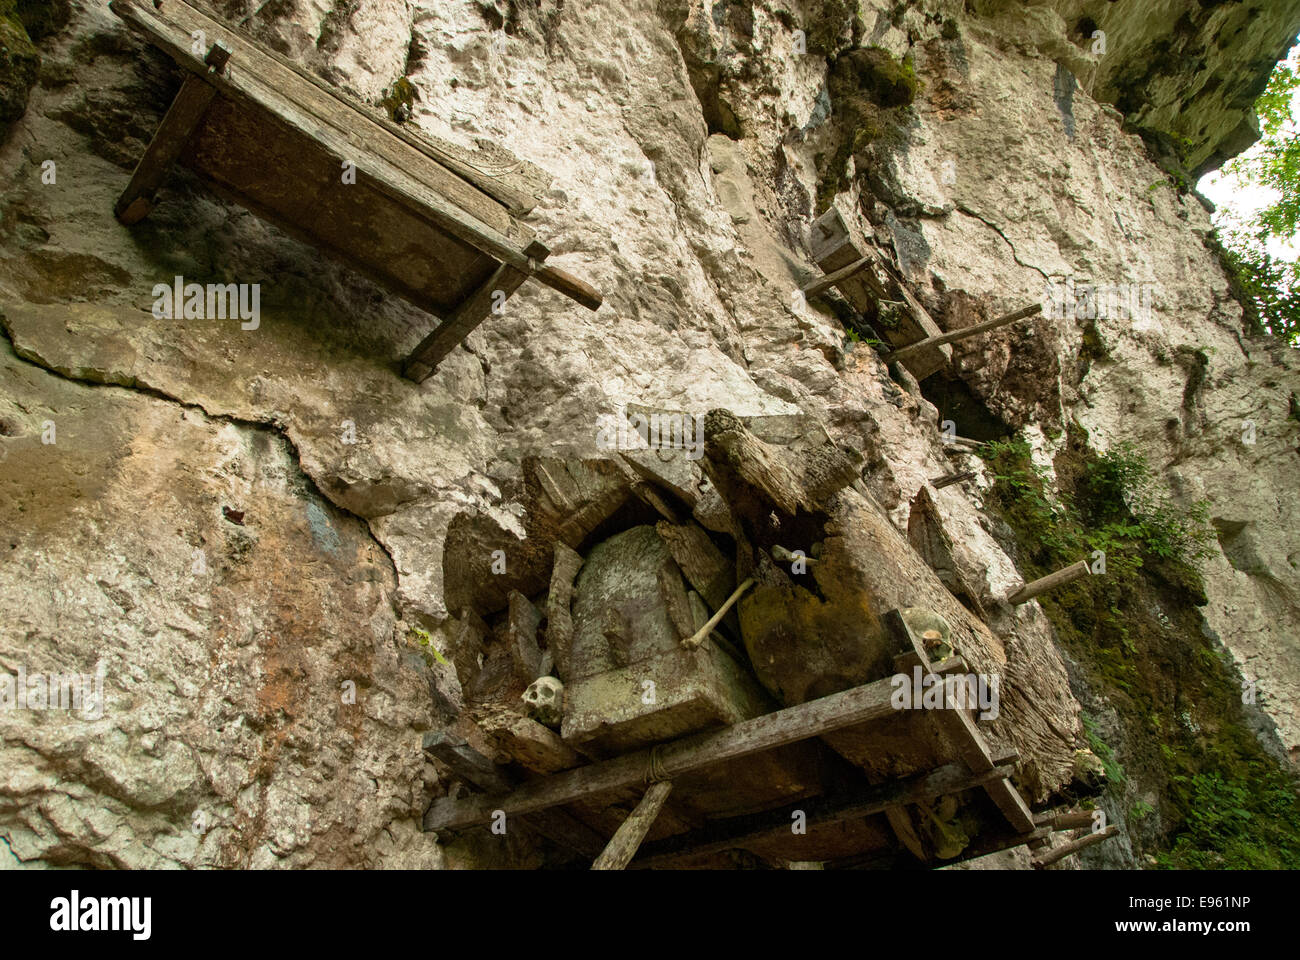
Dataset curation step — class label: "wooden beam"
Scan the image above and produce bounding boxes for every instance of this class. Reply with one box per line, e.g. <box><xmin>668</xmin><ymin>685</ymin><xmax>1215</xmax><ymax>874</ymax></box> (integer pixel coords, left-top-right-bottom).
<box><xmin>421</xmin><ymin>730</ymin><xmax>606</xmax><ymax>857</ymax></box>
<box><xmin>423</xmin><ymin>672</ymin><xmax>902</xmax><ymax>832</ymax></box>
<box><xmin>800</xmin><ymin>256</ymin><xmax>872</xmax><ymax>299</ymax></box>
<box><xmin>883</xmin><ymin>303</ymin><xmax>1042</xmax><ymax>364</ymax></box>
<box><xmin>591</xmin><ymin>781</ymin><xmax>673</xmax><ymax>870</ymax></box>
<box><xmin>1007</xmin><ymin>559</ymin><xmax>1091</xmax><ymax>605</ymax></box>
<box><xmin>1032</xmin><ymin>824</ymin><xmax>1119</xmax><ymax>868</ymax></box>
<box><xmin>630</xmin><ymin>762</ymin><xmax>1011</xmax><ymax>868</ymax></box>
<box><xmin>114</xmin><ymin>69</ymin><xmax>221</xmax><ymax>224</ymax></box>
<box><xmin>884</xmin><ymin>610</ymin><xmax>1037</xmax><ymax>835</ymax></box>
<box><xmin>930</xmin><ymin>471</ymin><xmax>976</xmax><ymax>489</ymax></box>
<box><xmin>403</xmin><ymin>240</ymin><xmax>548</xmax><ymax>381</ymax></box>
<box><xmin>1034</xmin><ymin>809</ymin><xmax>1096</xmax><ymax>831</ymax></box>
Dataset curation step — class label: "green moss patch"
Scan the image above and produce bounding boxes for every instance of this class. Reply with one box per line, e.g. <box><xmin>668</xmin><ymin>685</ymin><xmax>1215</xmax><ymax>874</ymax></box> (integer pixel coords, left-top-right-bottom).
<box><xmin>980</xmin><ymin>429</ymin><xmax>1300</xmax><ymax>868</ymax></box>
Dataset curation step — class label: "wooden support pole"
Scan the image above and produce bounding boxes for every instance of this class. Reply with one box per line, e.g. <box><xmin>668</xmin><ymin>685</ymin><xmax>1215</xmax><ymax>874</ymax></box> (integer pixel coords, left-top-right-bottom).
<box><xmin>884</xmin><ymin>303</ymin><xmax>1042</xmax><ymax>364</ymax></box>
<box><xmin>423</xmin><ymin>671</ymin><xmax>901</xmax><ymax>832</ymax></box>
<box><xmin>800</xmin><ymin>256</ymin><xmax>872</xmax><ymax>299</ymax></box>
<box><xmin>591</xmin><ymin>780</ymin><xmax>673</xmax><ymax>870</ymax></box>
<box><xmin>114</xmin><ymin>51</ymin><xmax>226</xmax><ymax>224</ymax></box>
<box><xmin>1007</xmin><ymin>559</ymin><xmax>1091</xmax><ymax>605</ymax></box>
<box><xmin>404</xmin><ymin>239</ymin><xmax>548</xmax><ymax>381</ymax></box>
<box><xmin>631</xmin><ymin>761</ymin><xmax>1012</xmax><ymax>869</ymax></box>
<box><xmin>537</xmin><ymin>265</ymin><xmax>602</xmax><ymax>311</ymax></box>
<box><xmin>930</xmin><ymin>471</ymin><xmax>976</xmax><ymax>489</ymax></box>
<box><xmin>1032</xmin><ymin>824</ymin><xmax>1119</xmax><ymax>868</ymax></box>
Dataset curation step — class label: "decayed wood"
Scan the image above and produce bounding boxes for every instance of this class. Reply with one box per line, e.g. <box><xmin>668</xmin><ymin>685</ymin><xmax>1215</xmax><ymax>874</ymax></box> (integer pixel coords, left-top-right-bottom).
<box><xmin>1007</xmin><ymin>560</ymin><xmax>1091</xmax><ymax>605</ymax></box>
<box><xmin>1034</xmin><ymin>809</ymin><xmax>1096</xmax><ymax>831</ymax></box>
<box><xmin>591</xmin><ymin>781</ymin><xmax>674</xmax><ymax>870</ymax></box>
<box><xmin>115</xmin><ymin>71</ymin><xmax>219</xmax><ymax>224</ymax></box>
<box><xmin>884</xmin><ymin>610</ymin><xmax>1036</xmax><ymax>835</ymax></box>
<box><xmin>404</xmin><ymin>244</ymin><xmax>545</xmax><ymax>380</ymax></box>
<box><xmin>421</xmin><ymin>730</ymin><xmax>606</xmax><ymax>857</ymax></box>
<box><xmin>423</xmin><ymin>672</ymin><xmax>901</xmax><ymax>832</ymax></box>
<box><xmin>656</xmin><ymin>521</ymin><xmax>734</xmax><ymax>611</ymax></box>
<box><xmin>681</xmin><ymin>577</ymin><xmax>754</xmax><ymax>649</ymax></box>
<box><xmin>544</xmin><ymin>542</ymin><xmax>584</xmax><ymax>680</ymax></box>
<box><xmin>630</xmin><ymin>762</ymin><xmax>1011</xmax><ymax>869</ymax></box>
<box><xmin>885</xmin><ymin>806</ymin><xmax>928</xmax><ymax>861</ymax></box>
<box><xmin>1032</xmin><ymin>824</ymin><xmax>1118</xmax><ymax>868</ymax></box>
<box><xmin>112</xmin><ymin>0</ymin><xmax>544</xmax><ymax>221</ymax></box>
<box><xmin>507</xmin><ymin>590</ymin><xmax>545</xmax><ymax>683</ymax></box>
<box><xmin>884</xmin><ymin>303</ymin><xmax>1042</xmax><ymax>363</ymax></box>
<box><xmin>475</xmin><ymin>706</ymin><xmax>584</xmax><ymax>775</ymax></box>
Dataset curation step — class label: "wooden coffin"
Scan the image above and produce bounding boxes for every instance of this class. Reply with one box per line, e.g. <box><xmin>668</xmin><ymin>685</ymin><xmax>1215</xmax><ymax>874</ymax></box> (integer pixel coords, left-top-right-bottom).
<box><xmin>109</xmin><ymin>0</ymin><xmax>601</xmax><ymax>381</ymax></box>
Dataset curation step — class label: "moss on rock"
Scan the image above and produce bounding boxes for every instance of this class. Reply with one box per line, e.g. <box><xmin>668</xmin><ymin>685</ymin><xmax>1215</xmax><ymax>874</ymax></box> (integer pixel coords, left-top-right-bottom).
<box><xmin>0</xmin><ymin>0</ymin><xmax>40</xmax><ymax>139</ymax></box>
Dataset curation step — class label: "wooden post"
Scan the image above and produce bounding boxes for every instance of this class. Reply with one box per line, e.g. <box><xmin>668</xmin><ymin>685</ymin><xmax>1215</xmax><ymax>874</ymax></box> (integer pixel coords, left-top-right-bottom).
<box><xmin>114</xmin><ymin>45</ymin><xmax>230</xmax><ymax>224</ymax></box>
<box><xmin>1007</xmin><ymin>560</ymin><xmax>1091</xmax><ymax>605</ymax></box>
<box><xmin>1032</xmin><ymin>824</ymin><xmax>1118</xmax><ymax>868</ymax></box>
<box><xmin>403</xmin><ymin>240</ymin><xmax>548</xmax><ymax>381</ymax></box>
<box><xmin>591</xmin><ymin>781</ymin><xmax>673</xmax><ymax>870</ymax></box>
<box><xmin>883</xmin><ymin>303</ymin><xmax>1042</xmax><ymax>364</ymax></box>
<box><xmin>1034</xmin><ymin>809</ymin><xmax>1096</xmax><ymax>831</ymax></box>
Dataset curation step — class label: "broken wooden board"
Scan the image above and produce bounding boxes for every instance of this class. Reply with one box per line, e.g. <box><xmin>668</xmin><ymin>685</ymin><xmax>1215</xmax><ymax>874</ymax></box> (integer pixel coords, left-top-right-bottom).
<box><xmin>109</xmin><ymin>0</ymin><xmax>600</xmax><ymax>382</ymax></box>
<box><xmin>809</xmin><ymin>208</ymin><xmax>950</xmax><ymax>380</ymax></box>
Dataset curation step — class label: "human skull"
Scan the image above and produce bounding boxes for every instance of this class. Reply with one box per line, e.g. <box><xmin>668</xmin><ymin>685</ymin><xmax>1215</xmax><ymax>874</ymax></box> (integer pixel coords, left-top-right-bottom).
<box><xmin>522</xmin><ymin>676</ymin><xmax>564</xmax><ymax>728</ymax></box>
<box><xmin>901</xmin><ymin>607</ymin><xmax>954</xmax><ymax>662</ymax></box>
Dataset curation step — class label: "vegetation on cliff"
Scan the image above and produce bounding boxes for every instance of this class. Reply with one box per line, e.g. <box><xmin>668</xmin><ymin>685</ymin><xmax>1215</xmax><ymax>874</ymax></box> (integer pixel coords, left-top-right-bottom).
<box><xmin>980</xmin><ymin>433</ymin><xmax>1300</xmax><ymax>868</ymax></box>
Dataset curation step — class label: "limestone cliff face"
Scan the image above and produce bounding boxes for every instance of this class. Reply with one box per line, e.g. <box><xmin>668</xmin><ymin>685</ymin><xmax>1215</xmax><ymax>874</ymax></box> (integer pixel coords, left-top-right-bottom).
<box><xmin>0</xmin><ymin>0</ymin><xmax>1296</xmax><ymax>868</ymax></box>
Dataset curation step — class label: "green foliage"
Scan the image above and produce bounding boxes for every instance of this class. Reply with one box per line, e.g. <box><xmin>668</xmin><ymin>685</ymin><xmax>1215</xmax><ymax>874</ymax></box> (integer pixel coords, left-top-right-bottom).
<box><xmin>1158</xmin><ymin>770</ymin><xmax>1300</xmax><ymax>869</ymax></box>
<box><xmin>1216</xmin><ymin>47</ymin><xmax>1300</xmax><ymax>345</ymax></box>
<box><xmin>1082</xmin><ymin>714</ymin><xmax>1126</xmax><ymax>785</ymax></box>
<box><xmin>408</xmin><ymin>626</ymin><xmax>449</xmax><ymax>667</ymax></box>
<box><xmin>979</xmin><ymin>439</ymin><xmax>1212</xmax><ymax>574</ymax></box>
<box><xmin>980</xmin><ymin>432</ymin><xmax>1300</xmax><ymax>869</ymax></box>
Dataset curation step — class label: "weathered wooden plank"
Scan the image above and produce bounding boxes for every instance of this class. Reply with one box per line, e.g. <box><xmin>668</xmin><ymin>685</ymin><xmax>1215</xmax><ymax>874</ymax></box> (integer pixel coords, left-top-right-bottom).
<box><xmin>403</xmin><ymin>243</ymin><xmax>546</xmax><ymax>380</ymax></box>
<box><xmin>1034</xmin><ymin>809</ymin><xmax>1095</xmax><ymax>831</ymax></box>
<box><xmin>800</xmin><ymin>256</ymin><xmax>872</xmax><ymax>299</ymax></box>
<box><xmin>544</xmin><ymin>542</ymin><xmax>584</xmax><ymax>680</ymax></box>
<box><xmin>111</xmin><ymin>0</ymin><xmax>533</xmax><ymax>266</ymax></box>
<box><xmin>884</xmin><ymin>609</ymin><xmax>1036</xmax><ymax>835</ymax></box>
<box><xmin>421</xmin><ymin>730</ymin><xmax>606</xmax><ymax>857</ymax></box>
<box><xmin>112</xmin><ymin>0</ymin><xmax>539</xmax><ymax>221</ymax></box>
<box><xmin>507</xmin><ymin>590</ymin><xmax>546</xmax><ymax>682</ymax></box>
<box><xmin>655</xmin><ymin>521</ymin><xmax>734</xmax><ymax>612</ymax></box>
<box><xmin>114</xmin><ymin>70</ymin><xmax>219</xmax><ymax>224</ymax></box>
<box><xmin>630</xmin><ymin>762</ymin><xmax>1009</xmax><ymax>869</ymax></box>
<box><xmin>884</xmin><ymin>303</ymin><xmax>1042</xmax><ymax>364</ymax></box>
<box><xmin>591</xmin><ymin>781</ymin><xmax>674</xmax><ymax>870</ymax></box>
<box><xmin>1007</xmin><ymin>560</ymin><xmax>1091</xmax><ymax>605</ymax></box>
<box><xmin>423</xmin><ymin>672</ymin><xmax>902</xmax><ymax>832</ymax></box>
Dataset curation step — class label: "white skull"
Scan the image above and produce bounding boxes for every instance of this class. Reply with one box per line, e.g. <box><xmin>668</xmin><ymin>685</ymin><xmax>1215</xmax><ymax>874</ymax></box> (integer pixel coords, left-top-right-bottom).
<box><xmin>522</xmin><ymin>676</ymin><xmax>564</xmax><ymax>728</ymax></box>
